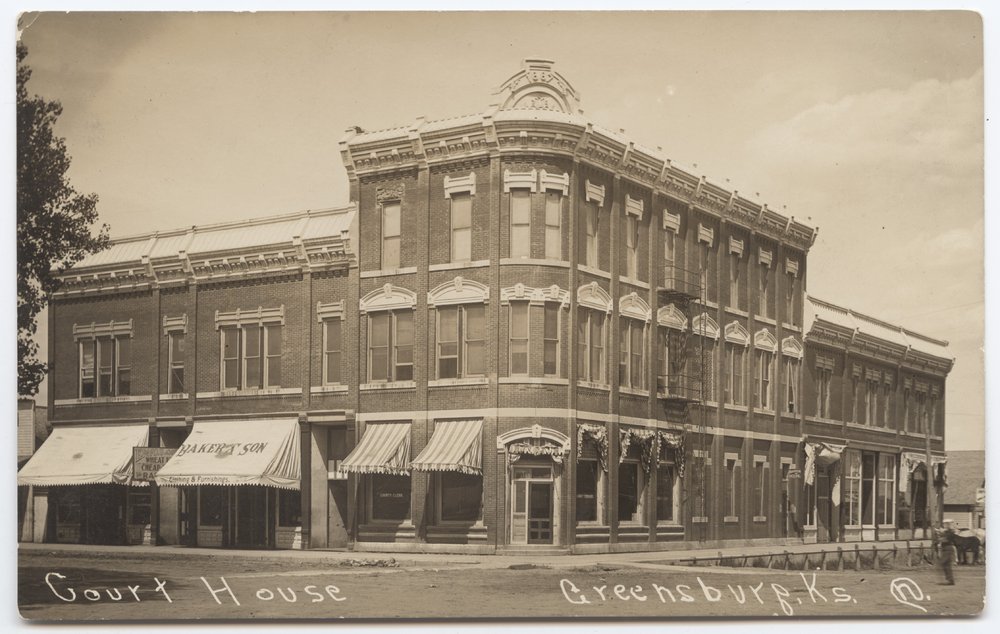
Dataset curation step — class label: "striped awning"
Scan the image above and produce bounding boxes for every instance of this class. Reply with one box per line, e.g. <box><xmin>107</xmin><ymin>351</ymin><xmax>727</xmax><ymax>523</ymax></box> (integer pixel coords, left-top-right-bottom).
<box><xmin>17</xmin><ymin>423</ymin><xmax>149</xmax><ymax>486</ymax></box>
<box><xmin>340</xmin><ymin>422</ymin><xmax>411</xmax><ymax>476</ymax></box>
<box><xmin>411</xmin><ymin>419</ymin><xmax>483</xmax><ymax>475</ymax></box>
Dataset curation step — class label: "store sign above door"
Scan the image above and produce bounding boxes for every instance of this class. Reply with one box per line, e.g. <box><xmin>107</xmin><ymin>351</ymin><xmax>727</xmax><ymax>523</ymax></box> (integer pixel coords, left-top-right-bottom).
<box><xmin>133</xmin><ymin>447</ymin><xmax>178</xmax><ymax>482</ymax></box>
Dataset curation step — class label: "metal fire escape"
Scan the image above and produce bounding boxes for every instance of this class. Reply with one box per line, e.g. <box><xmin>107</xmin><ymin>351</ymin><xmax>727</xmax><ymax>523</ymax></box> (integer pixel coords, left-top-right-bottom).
<box><xmin>656</xmin><ymin>262</ymin><xmax>709</xmax><ymax>541</ymax></box>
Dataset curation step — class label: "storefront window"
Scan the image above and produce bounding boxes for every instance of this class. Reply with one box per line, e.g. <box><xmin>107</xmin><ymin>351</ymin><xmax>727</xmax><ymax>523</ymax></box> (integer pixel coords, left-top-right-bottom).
<box><xmin>576</xmin><ymin>459</ymin><xmax>600</xmax><ymax>523</ymax></box>
<box><xmin>877</xmin><ymin>455</ymin><xmax>896</xmax><ymax>525</ymax></box>
<box><xmin>128</xmin><ymin>490</ymin><xmax>151</xmax><ymax>525</ymax></box>
<box><xmin>56</xmin><ymin>488</ymin><xmax>82</xmax><ymax>524</ymax></box>
<box><xmin>278</xmin><ymin>489</ymin><xmax>301</xmax><ymax>527</ymax></box>
<box><xmin>618</xmin><ymin>461</ymin><xmax>643</xmax><ymax>523</ymax></box>
<box><xmin>370</xmin><ymin>475</ymin><xmax>411</xmax><ymax>522</ymax></box>
<box><xmin>439</xmin><ymin>472</ymin><xmax>482</xmax><ymax>522</ymax></box>
<box><xmin>843</xmin><ymin>450</ymin><xmax>862</xmax><ymax>526</ymax></box>
<box><xmin>656</xmin><ymin>464</ymin><xmax>676</xmax><ymax>523</ymax></box>
<box><xmin>199</xmin><ymin>487</ymin><xmax>224</xmax><ymax>526</ymax></box>
<box><xmin>861</xmin><ymin>452</ymin><xmax>876</xmax><ymax>525</ymax></box>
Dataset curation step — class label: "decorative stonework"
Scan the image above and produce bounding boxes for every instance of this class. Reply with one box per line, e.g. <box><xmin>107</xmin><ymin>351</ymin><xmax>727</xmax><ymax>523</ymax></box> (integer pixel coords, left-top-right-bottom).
<box><xmin>215</xmin><ymin>306</ymin><xmax>285</xmax><ymax>329</ymax></box>
<box><xmin>786</xmin><ymin>257</ymin><xmax>800</xmax><ymax>277</ymax></box>
<box><xmin>754</xmin><ymin>328</ymin><xmax>778</xmax><ymax>352</ymax></box>
<box><xmin>729</xmin><ymin>237</ymin><xmax>745</xmax><ymax>257</ymax></box>
<box><xmin>724</xmin><ymin>321</ymin><xmax>750</xmax><ymax>346</ymax></box>
<box><xmin>427</xmin><ymin>276</ymin><xmax>490</xmax><ymax>307</ymax></box>
<box><xmin>625</xmin><ymin>195</ymin><xmax>644</xmax><ymax>220</ymax></box>
<box><xmin>663</xmin><ymin>210</ymin><xmax>681</xmax><ymax>233</ymax></box>
<box><xmin>539</xmin><ymin>170</ymin><xmax>570</xmax><ymax>195</ymax></box>
<box><xmin>359</xmin><ymin>284</ymin><xmax>417</xmax><ymax>314</ymax></box>
<box><xmin>691</xmin><ymin>313</ymin><xmax>720</xmax><ymax>340</ymax></box>
<box><xmin>585</xmin><ymin>179</ymin><xmax>606</xmax><ymax>206</ymax></box>
<box><xmin>73</xmin><ymin>319</ymin><xmax>134</xmax><ymax>341</ymax></box>
<box><xmin>162</xmin><ymin>314</ymin><xmax>188</xmax><ymax>335</ymax></box>
<box><xmin>376</xmin><ymin>184</ymin><xmax>404</xmax><ymax>203</ymax></box>
<box><xmin>316</xmin><ymin>300</ymin><xmax>345</xmax><ymax>322</ymax></box>
<box><xmin>759</xmin><ymin>248</ymin><xmax>773</xmax><ymax>267</ymax></box>
<box><xmin>577</xmin><ymin>281</ymin><xmax>613</xmax><ymax>313</ymax></box>
<box><xmin>503</xmin><ymin>169</ymin><xmax>537</xmax><ymax>192</ymax></box>
<box><xmin>495</xmin><ymin>58</ymin><xmax>582</xmax><ymax>115</ymax></box>
<box><xmin>500</xmin><ymin>283</ymin><xmax>569</xmax><ymax>307</ymax></box>
<box><xmin>443</xmin><ymin>172</ymin><xmax>476</xmax><ymax>198</ymax></box>
<box><xmin>697</xmin><ymin>223</ymin><xmax>714</xmax><ymax>246</ymax></box>
<box><xmin>657</xmin><ymin>304</ymin><xmax>688</xmax><ymax>331</ymax></box>
<box><xmin>781</xmin><ymin>336</ymin><xmax>803</xmax><ymax>359</ymax></box>
<box><xmin>619</xmin><ymin>292</ymin><xmax>651</xmax><ymax>322</ymax></box>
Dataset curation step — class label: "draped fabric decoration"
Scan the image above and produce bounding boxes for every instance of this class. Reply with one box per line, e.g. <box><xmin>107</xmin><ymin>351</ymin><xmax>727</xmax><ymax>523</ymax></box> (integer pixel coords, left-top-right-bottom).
<box><xmin>899</xmin><ymin>452</ymin><xmax>948</xmax><ymax>493</ymax></box>
<box><xmin>657</xmin><ymin>430</ymin><xmax>686</xmax><ymax>480</ymax></box>
<box><xmin>507</xmin><ymin>441</ymin><xmax>564</xmax><ymax>466</ymax></box>
<box><xmin>617</xmin><ymin>428</ymin><xmax>656</xmax><ymax>471</ymax></box>
<box><xmin>803</xmin><ymin>441</ymin><xmax>845</xmax><ymax>486</ymax></box>
<box><xmin>577</xmin><ymin>423</ymin><xmax>609</xmax><ymax>473</ymax></box>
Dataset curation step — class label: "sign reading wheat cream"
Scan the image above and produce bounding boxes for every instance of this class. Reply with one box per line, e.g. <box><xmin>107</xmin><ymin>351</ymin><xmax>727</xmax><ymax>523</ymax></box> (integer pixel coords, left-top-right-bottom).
<box><xmin>132</xmin><ymin>447</ymin><xmax>177</xmax><ymax>482</ymax></box>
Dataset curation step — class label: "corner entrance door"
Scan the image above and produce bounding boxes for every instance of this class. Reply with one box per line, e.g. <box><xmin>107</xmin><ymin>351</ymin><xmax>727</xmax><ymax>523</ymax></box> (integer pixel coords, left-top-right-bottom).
<box><xmin>509</xmin><ymin>464</ymin><xmax>553</xmax><ymax>545</ymax></box>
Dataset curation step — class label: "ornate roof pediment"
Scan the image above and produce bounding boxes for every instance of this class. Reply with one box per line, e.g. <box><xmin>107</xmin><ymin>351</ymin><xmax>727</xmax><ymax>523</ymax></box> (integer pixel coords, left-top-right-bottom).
<box><xmin>495</xmin><ymin>58</ymin><xmax>581</xmax><ymax>115</ymax></box>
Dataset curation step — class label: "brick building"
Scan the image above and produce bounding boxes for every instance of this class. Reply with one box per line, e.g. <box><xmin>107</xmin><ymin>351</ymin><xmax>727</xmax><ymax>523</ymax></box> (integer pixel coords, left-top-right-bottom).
<box><xmin>18</xmin><ymin>59</ymin><xmax>952</xmax><ymax>552</ymax></box>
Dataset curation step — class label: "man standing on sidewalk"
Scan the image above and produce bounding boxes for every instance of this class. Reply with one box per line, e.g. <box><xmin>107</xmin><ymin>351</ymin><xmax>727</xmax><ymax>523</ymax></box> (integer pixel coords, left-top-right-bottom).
<box><xmin>935</xmin><ymin>519</ymin><xmax>957</xmax><ymax>585</ymax></box>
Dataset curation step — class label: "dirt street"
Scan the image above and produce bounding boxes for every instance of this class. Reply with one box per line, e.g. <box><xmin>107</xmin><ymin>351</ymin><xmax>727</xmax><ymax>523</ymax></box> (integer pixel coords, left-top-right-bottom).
<box><xmin>18</xmin><ymin>550</ymin><xmax>985</xmax><ymax>621</ymax></box>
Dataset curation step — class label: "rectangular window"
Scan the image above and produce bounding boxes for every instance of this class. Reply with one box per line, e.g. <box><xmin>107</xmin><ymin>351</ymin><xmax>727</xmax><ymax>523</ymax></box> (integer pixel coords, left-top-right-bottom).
<box><xmin>368</xmin><ymin>311</ymin><xmax>412</xmax><ymax>383</ymax></box>
<box><xmin>692</xmin><ymin>455</ymin><xmax>711</xmax><ymax>520</ymax></box>
<box><xmin>278</xmin><ymin>489</ymin><xmax>301</xmax><ymax>527</ymax></box>
<box><xmin>618</xmin><ymin>318</ymin><xmax>644</xmax><ymax>389</ymax></box>
<box><xmin>578</xmin><ymin>309</ymin><xmax>606</xmax><ymax>383</ymax></box>
<box><xmin>437</xmin><ymin>305</ymin><xmax>485</xmax><ymax>379</ymax></box>
<box><xmin>116</xmin><ymin>337</ymin><xmax>131</xmax><ymax>396</ymax></box>
<box><xmin>199</xmin><ymin>487</ymin><xmax>224</xmax><ymax>526</ymax></box>
<box><xmin>876</xmin><ymin>454</ymin><xmax>896</xmax><ymax>525</ymax></box>
<box><xmin>861</xmin><ymin>452</ymin><xmax>876</xmax><ymax>525</ymax></box>
<box><xmin>381</xmin><ymin>201</ymin><xmax>401</xmax><ymax>270</ymax></box>
<box><xmin>754</xmin><ymin>459</ymin><xmax>769</xmax><ymax>519</ymax></box>
<box><xmin>785</xmin><ymin>273</ymin><xmax>796</xmax><ymax>324</ymax></box>
<box><xmin>726</xmin><ymin>345</ymin><xmax>745</xmax><ymax>405</ymax></box>
<box><xmin>663</xmin><ymin>230</ymin><xmax>676</xmax><ymax>285</ymax></box>
<box><xmin>625</xmin><ymin>214</ymin><xmax>639</xmax><ymax>279</ymax></box>
<box><xmin>699</xmin><ymin>245</ymin><xmax>710</xmax><ymax>300</ymax></box>
<box><xmin>656</xmin><ymin>463</ymin><xmax>677</xmax><ymax>523</ymax></box>
<box><xmin>585</xmin><ymin>201</ymin><xmax>600</xmax><ymax>268</ymax></box>
<box><xmin>168</xmin><ymin>332</ymin><xmax>185</xmax><ymax>394</ymax></box>
<box><xmin>509</xmin><ymin>303</ymin><xmax>528</xmax><ymax>376</ymax></box>
<box><xmin>725</xmin><ymin>458</ymin><xmax>742</xmax><ymax>518</ymax></box>
<box><xmin>543</xmin><ymin>303</ymin><xmax>559</xmax><ymax>376</ymax></box>
<box><xmin>220</xmin><ymin>324</ymin><xmax>282</xmax><ymax>390</ymax></box>
<box><xmin>618</xmin><ymin>461</ymin><xmax>643</xmax><ymax>523</ymax></box>
<box><xmin>729</xmin><ymin>254</ymin><xmax>741</xmax><ymax>309</ymax></box>
<box><xmin>883</xmin><ymin>384</ymin><xmax>892</xmax><ymax>428</ymax></box>
<box><xmin>657</xmin><ymin>329</ymin><xmax>683</xmax><ymax>395</ymax></box>
<box><xmin>222</xmin><ymin>327</ymin><xmax>241</xmax><ymax>389</ymax></box>
<box><xmin>785</xmin><ymin>358</ymin><xmax>799</xmax><ymax>414</ymax></box>
<box><xmin>79</xmin><ymin>340</ymin><xmax>96</xmax><ymax>398</ymax></box>
<box><xmin>323</xmin><ymin>319</ymin><xmax>342</xmax><ymax>385</ymax></box>
<box><xmin>439</xmin><ymin>472</ymin><xmax>482</xmax><ymax>522</ymax></box>
<box><xmin>817</xmin><ymin>368</ymin><xmax>832</xmax><ymax>418</ymax></box>
<box><xmin>509</xmin><ymin>189</ymin><xmax>531</xmax><ymax>259</ymax></box>
<box><xmin>844</xmin><ymin>450</ymin><xmax>862</xmax><ymax>526</ymax></box>
<box><xmin>243</xmin><ymin>324</ymin><xmax>261</xmax><ymax>388</ymax></box>
<box><xmin>759</xmin><ymin>265</ymin><xmax>771</xmax><ymax>319</ymax></box>
<box><xmin>755</xmin><ymin>351</ymin><xmax>773</xmax><ymax>410</ymax></box>
<box><xmin>98</xmin><ymin>338</ymin><xmax>114</xmax><ymax>396</ymax></box>
<box><xmin>265</xmin><ymin>324</ymin><xmax>282</xmax><ymax>387</ymax></box>
<box><xmin>450</xmin><ymin>193</ymin><xmax>472</xmax><ymax>263</ymax></box>
<box><xmin>544</xmin><ymin>192</ymin><xmax>561</xmax><ymax>260</ymax></box>
<box><xmin>576</xmin><ymin>459</ymin><xmax>601</xmax><ymax>523</ymax></box>
<box><xmin>370</xmin><ymin>474</ymin><xmax>411</xmax><ymax>522</ymax></box>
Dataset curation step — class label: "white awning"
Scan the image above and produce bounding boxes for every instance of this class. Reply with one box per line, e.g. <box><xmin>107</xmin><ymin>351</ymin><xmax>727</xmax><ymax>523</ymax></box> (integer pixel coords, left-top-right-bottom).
<box><xmin>411</xmin><ymin>420</ymin><xmax>483</xmax><ymax>475</ymax></box>
<box><xmin>155</xmin><ymin>418</ymin><xmax>301</xmax><ymax>490</ymax></box>
<box><xmin>340</xmin><ymin>422</ymin><xmax>411</xmax><ymax>475</ymax></box>
<box><xmin>17</xmin><ymin>423</ymin><xmax>149</xmax><ymax>486</ymax></box>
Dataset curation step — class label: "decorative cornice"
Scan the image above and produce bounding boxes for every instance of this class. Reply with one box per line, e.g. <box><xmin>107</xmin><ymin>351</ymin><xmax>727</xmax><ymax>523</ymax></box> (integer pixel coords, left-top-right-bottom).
<box><xmin>360</xmin><ymin>283</ymin><xmax>417</xmax><ymax>314</ymax></box>
<box><xmin>73</xmin><ymin>319</ymin><xmax>133</xmax><ymax>341</ymax></box>
<box><xmin>376</xmin><ymin>184</ymin><xmax>404</xmax><ymax>203</ymax></box>
<box><xmin>585</xmin><ymin>179</ymin><xmax>606</xmax><ymax>206</ymax></box>
<box><xmin>754</xmin><ymin>328</ymin><xmax>778</xmax><ymax>352</ymax></box>
<box><xmin>729</xmin><ymin>237</ymin><xmax>744</xmax><ymax>257</ymax></box>
<box><xmin>662</xmin><ymin>210</ymin><xmax>681</xmax><ymax>233</ymax></box>
<box><xmin>619</xmin><ymin>292</ymin><xmax>651</xmax><ymax>322</ymax></box>
<box><xmin>657</xmin><ymin>304</ymin><xmax>688</xmax><ymax>331</ymax></box>
<box><xmin>781</xmin><ymin>335</ymin><xmax>803</xmax><ymax>359</ymax></box>
<box><xmin>503</xmin><ymin>168</ymin><xmax>537</xmax><ymax>192</ymax></box>
<box><xmin>697</xmin><ymin>223</ymin><xmax>714</xmax><ymax>247</ymax></box>
<box><xmin>443</xmin><ymin>172</ymin><xmax>476</xmax><ymax>198</ymax></box>
<box><xmin>539</xmin><ymin>170</ymin><xmax>570</xmax><ymax>195</ymax></box>
<box><xmin>427</xmin><ymin>276</ymin><xmax>489</xmax><ymax>307</ymax></box>
<box><xmin>317</xmin><ymin>300</ymin><xmax>345</xmax><ymax>322</ymax></box>
<box><xmin>691</xmin><ymin>313</ymin><xmax>720</xmax><ymax>340</ymax></box>
<box><xmin>215</xmin><ymin>305</ymin><xmax>285</xmax><ymax>329</ymax></box>
<box><xmin>759</xmin><ymin>248</ymin><xmax>773</xmax><ymax>267</ymax></box>
<box><xmin>724</xmin><ymin>321</ymin><xmax>750</xmax><ymax>346</ymax></box>
<box><xmin>577</xmin><ymin>281</ymin><xmax>612</xmax><ymax>313</ymax></box>
<box><xmin>162</xmin><ymin>314</ymin><xmax>188</xmax><ymax>335</ymax></box>
<box><xmin>500</xmin><ymin>283</ymin><xmax>569</xmax><ymax>307</ymax></box>
<box><xmin>624</xmin><ymin>195</ymin><xmax>644</xmax><ymax>220</ymax></box>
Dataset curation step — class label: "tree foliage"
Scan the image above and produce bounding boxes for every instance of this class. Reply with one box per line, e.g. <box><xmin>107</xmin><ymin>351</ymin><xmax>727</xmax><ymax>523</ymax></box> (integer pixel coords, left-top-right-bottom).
<box><xmin>17</xmin><ymin>43</ymin><xmax>109</xmax><ymax>396</ymax></box>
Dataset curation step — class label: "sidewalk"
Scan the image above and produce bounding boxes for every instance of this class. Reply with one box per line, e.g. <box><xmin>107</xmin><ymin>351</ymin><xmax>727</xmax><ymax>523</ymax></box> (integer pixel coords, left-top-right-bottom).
<box><xmin>18</xmin><ymin>539</ymin><xmax>932</xmax><ymax>571</ymax></box>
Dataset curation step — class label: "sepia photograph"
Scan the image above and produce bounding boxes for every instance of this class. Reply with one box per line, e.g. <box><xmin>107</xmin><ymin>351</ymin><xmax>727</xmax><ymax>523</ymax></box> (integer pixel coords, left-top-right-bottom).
<box><xmin>11</xmin><ymin>8</ymin><xmax>987</xmax><ymax>624</ymax></box>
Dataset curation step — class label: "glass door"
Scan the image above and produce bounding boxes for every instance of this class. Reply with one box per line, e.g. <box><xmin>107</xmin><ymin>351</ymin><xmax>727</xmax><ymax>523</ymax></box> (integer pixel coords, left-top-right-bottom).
<box><xmin>528</xmin><ymin>482</ymin><xmax>553</xmax><ymax>543</ymax></box>
<box><xmin>509</xmin><ymin>464</ymin><xmax>554</xmax><ymax>545</ymax></box>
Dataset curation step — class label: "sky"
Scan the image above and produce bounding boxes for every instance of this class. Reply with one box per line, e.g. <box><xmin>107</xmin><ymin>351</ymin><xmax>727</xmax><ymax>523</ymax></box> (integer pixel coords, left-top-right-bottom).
<box><xmin>16</xmin><ymin>11</ymin><xmax>985</xmax><ymax>450</ymax></box>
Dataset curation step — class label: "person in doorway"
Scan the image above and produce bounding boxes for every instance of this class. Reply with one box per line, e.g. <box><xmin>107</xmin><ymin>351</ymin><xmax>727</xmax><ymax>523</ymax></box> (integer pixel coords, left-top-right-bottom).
<box><xmin>936</xmin><ymin>519</ymin><xmax>958</xmax><ymax>585</ymax></box>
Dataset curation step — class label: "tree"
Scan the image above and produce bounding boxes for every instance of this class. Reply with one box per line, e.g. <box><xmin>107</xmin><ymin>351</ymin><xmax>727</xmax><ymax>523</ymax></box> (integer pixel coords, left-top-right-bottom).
<box><xmin>17</xmin><ymin>43</ymin><xmax>109</xmax><ymax>396</ymax></box>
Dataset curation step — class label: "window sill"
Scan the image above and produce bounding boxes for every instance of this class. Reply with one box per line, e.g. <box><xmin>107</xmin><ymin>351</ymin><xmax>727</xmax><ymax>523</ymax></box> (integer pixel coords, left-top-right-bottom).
<box><xmin>429</xmin><ymin>260</ymin><xmax>489</xmax><ymax>272</ymax></box>
<box><xmin>197</xmin><ymin>387</ymin><xmax>302</xmax><ymax>399</ymax></box>
<box><xmin>360</xmin><ymin>266</ymin><xmax>417</xmax><ymax>278</ymax></box>
<box><xmin>656</xmin><ymin>521</ymin><xmax>683</xmax><ymax>527</ymax></box>
<box><xmin>311</xmin><ymin>384</ymin><xmax>349</xmax><ymax>394</ymax></box>
<box><xmin>805</xmin><ymin>415</ymin><xmax>839</xmax><ymax>425</ymax></box>
<box><xmin>696</xmin><ymin>299</ymin><xmax>719</xmax><ymax>310</ymax></box>
<box><xmin>619</xmin><ymin>386</ymin><xmax>650</xmax><ymax>397</ymax></box>
<box><xmin>691</xmin><ymin>516</ymin><xmax>709</xmax><ymax>524</ymax></box>
<box><xmin>724</xmin><ymin>403</ymin><xmax>749</xmax><ymax>413</ymax></box>
<box><xmin>577</xmin><ymin>381</ymin><xmax>611</xmax><ymax>391</ymax></box>
<box><xmin>724</xmin><ymin>516</ymin><xmax>739</xmax><ymax>524</ymax></box>
<box><xmin>576</xmin><ymin>522</ymin><xmax>609</xmax><ymax>528</ymax></box>
<box><xmin>618</xmin><ymin>521</ymin><xmax>648</xmax><ymax>529</ymax></box>
<box><xmin>755</xmin><ymin>407</ymin><xmax>775</xmax><ymax>415</ymax></box>
<box><xmin>55</xmin><ymin>395</ymin><xmax>153</xmax><ymax>406</ymax></box>
<box><xmin>780</xmin><ymin>412</ymin><xmax>799</xmax><ymax>421</ymax></box>
<box><xmin>782</xmin><ymin>323</ymin><xmax>802</xmax><ymax>333</ymax></box>
<box><xmin>577</xmin><ymin>264</ymin><xmax>611</xmax><ymax>279</ymax></box>
<box><xmin>755</xmin><ymin>315</ymin><xmax>777</xmax><ymax>326</ymax></box>
<box><xmin>360</xmin><ymin>381</ymin><xmax>416</xmax><ymax>391</ymax></box>
<box><xmin>500</xmin><ymin>257</ymin><xmax>570</xmax><ymax>269</ymax></box>
<box><xmin>846</xmin><ymin>421</ymin><xmax>898</xmax><ymax>435</ymax></box>
<box><xmin>725</xmin><ymin>307</ymin><xmax>750</xmax><ymax>318</ymax></box>
<box><xmin>158</xmin><ymin>392</ymin><xmax>190</xmax><ymax>401</ymax></box>
<box><xmin>618</xmin><ymin>276</ymin><xmax>650</xmax><ymax>290</ymax></box>
<box><xmin>753</xmin><ymin>516</ymin><xmax>767</xmax><ymax>523</ymax></box>
<box><xmin>428</xmin><ymin>377</ymin><xmax>489</xmax><ymax>388</ymax></box>
<box><xmin>499</xmin><ymin>376</ymin><xmax>569</xmax><ymax>386</ymax></box>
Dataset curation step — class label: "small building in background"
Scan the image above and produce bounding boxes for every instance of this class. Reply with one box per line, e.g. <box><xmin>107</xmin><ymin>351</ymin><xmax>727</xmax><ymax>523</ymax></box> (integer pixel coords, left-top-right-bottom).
<box><xmin>18</xmin><ymin>398</ymin><xmax>49</xmax><ymax>542</ymax></box>
<box><xmin>943</xmin><ymin>449</ymin><xmax>985</xmax><ymax>530</ymax></box>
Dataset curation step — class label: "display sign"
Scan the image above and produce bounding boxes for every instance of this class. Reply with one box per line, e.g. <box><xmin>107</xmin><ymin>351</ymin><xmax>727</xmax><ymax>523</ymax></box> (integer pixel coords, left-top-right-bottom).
<box><xmin>132</xmin><ymin>447</ymin><xmax>177</xmax><ymax>482</ymax></box>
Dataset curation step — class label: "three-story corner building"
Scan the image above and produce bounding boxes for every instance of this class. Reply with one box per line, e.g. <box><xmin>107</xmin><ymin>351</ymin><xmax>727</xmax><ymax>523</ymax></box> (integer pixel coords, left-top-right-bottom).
<box><xmin>19</xmin><ymin>59</ymin><xmax>953</xmax><ymax>553</ymax></box>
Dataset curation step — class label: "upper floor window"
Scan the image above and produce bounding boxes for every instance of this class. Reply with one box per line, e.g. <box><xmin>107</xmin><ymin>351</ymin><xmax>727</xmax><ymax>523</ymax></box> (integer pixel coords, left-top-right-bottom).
<box><xmin>725</xmin><ymin>455</ymin><xmax>743</xmax><ymax>520</ymax></box>
<box><xmin>437</xmin><ymin>304</ymin><xmax>485</xmax><ymax>379</ymax></box>
<box><xmin>544</xmin><ymin>192</ymin><xmax>562</xmax><ymax>260</ymax></box>
<box><xmin>450</xmin><ymin>193</ymin><xmax>472</xmax><ymax>263</ymax></box>
<box><xmin>75</xmin><ymin>320</ymin><xmax>133</xmax><ymax>398</ymax></box>
<box><xmin>618</xmin><ymin>317</ymin><xmax>646</xmax><ymax>390</ymax></box>
<box><xmin>221</xmin><ymin>324</ymin><xmax>282</xmax><ymax>390</ymax></box>
<box><xmin>168</xmin><ymin>332</ymin><xmax>185</xmax><ymax>394</ymax></box>
<box><xmin>755</xmin><ymin>350</ymin><xmax>774</xmax><ymax>410</ymax></box>
<box><xmin>865</xmin><ymin>379</ymin><xmax>879</xmax><ymax>425</ymax></box>
<box><xmin>509</xmin><ymin>189</ymin><xmax>531</xmax><ymax>259</ymax></box>
<box><xmin>663</xmin><ymin>230</ymin><xmax>676</xmax><ymax>284</ymax></box>
<box><xmin>509</xmin><ymin>302</ymin><xmax>529</xmax><ymax>376</ymax></box>
<box><xmin>785</xmin><ymin>273</ymin><xmax>797</xmax><ymax>325</ymax></box>
<box><xmin>584</xmin><ymin>201</ymin><xmax>600</xmax><ymax>268</ymax></box>
<box><xmin>381</xmin><ymin>201</ymin><xmax>401</xmax><ymax>270</ymax></box>
<box><xmin>543</xmin><ymin>303</ymin><xmax>560</xmax><ymax>377</ymax></box>
<box><xmin>368</xmin><ymin>310</ymin><xmax>413</xmax><ymax>383</ymax></box>
<box><xmin>784</xmin><ymin>357</ymin><xmax>800</xmax><ymax>414</ymax></box>
<box><xmin>883</xmin><ymin>382</ymin><xmax>892</xmax><ymax>428</ymax></box>
<box><xmin>817</xmin><ymin>368</ymin><xmax>833</xmax><ymax>418</ymax></box>
<box><xmin>726</xmin><ymin>344</ymin><xmax>746</xmax><ymax>406</ymax></box>
<box><xmin>753</xmin><ymin>456</ymin><xmax>770</xmax><ymax>521</ymax></box>
<box><xmin>624</xmin><ymin>214</ymin><xmax>639</xmax><ymax>280</ymax></box>
<box><xmin>577</xmin><ymin>308</ymin><xmax>606</xmax><ymax>383</ymax></box>
<box><xmin>759</xmin><ymin>265</ymin><xmax>771</xmax><ymax>319</ymax></box>
<box><xmin>657</xmin><ymin>328</ymin><xmax>683</xmax><ymax>396</ymax></box>
<box><xmin>323</xmin><ymin>319</ymin><xmax>342</xmax><ymax>385</ymax></box>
